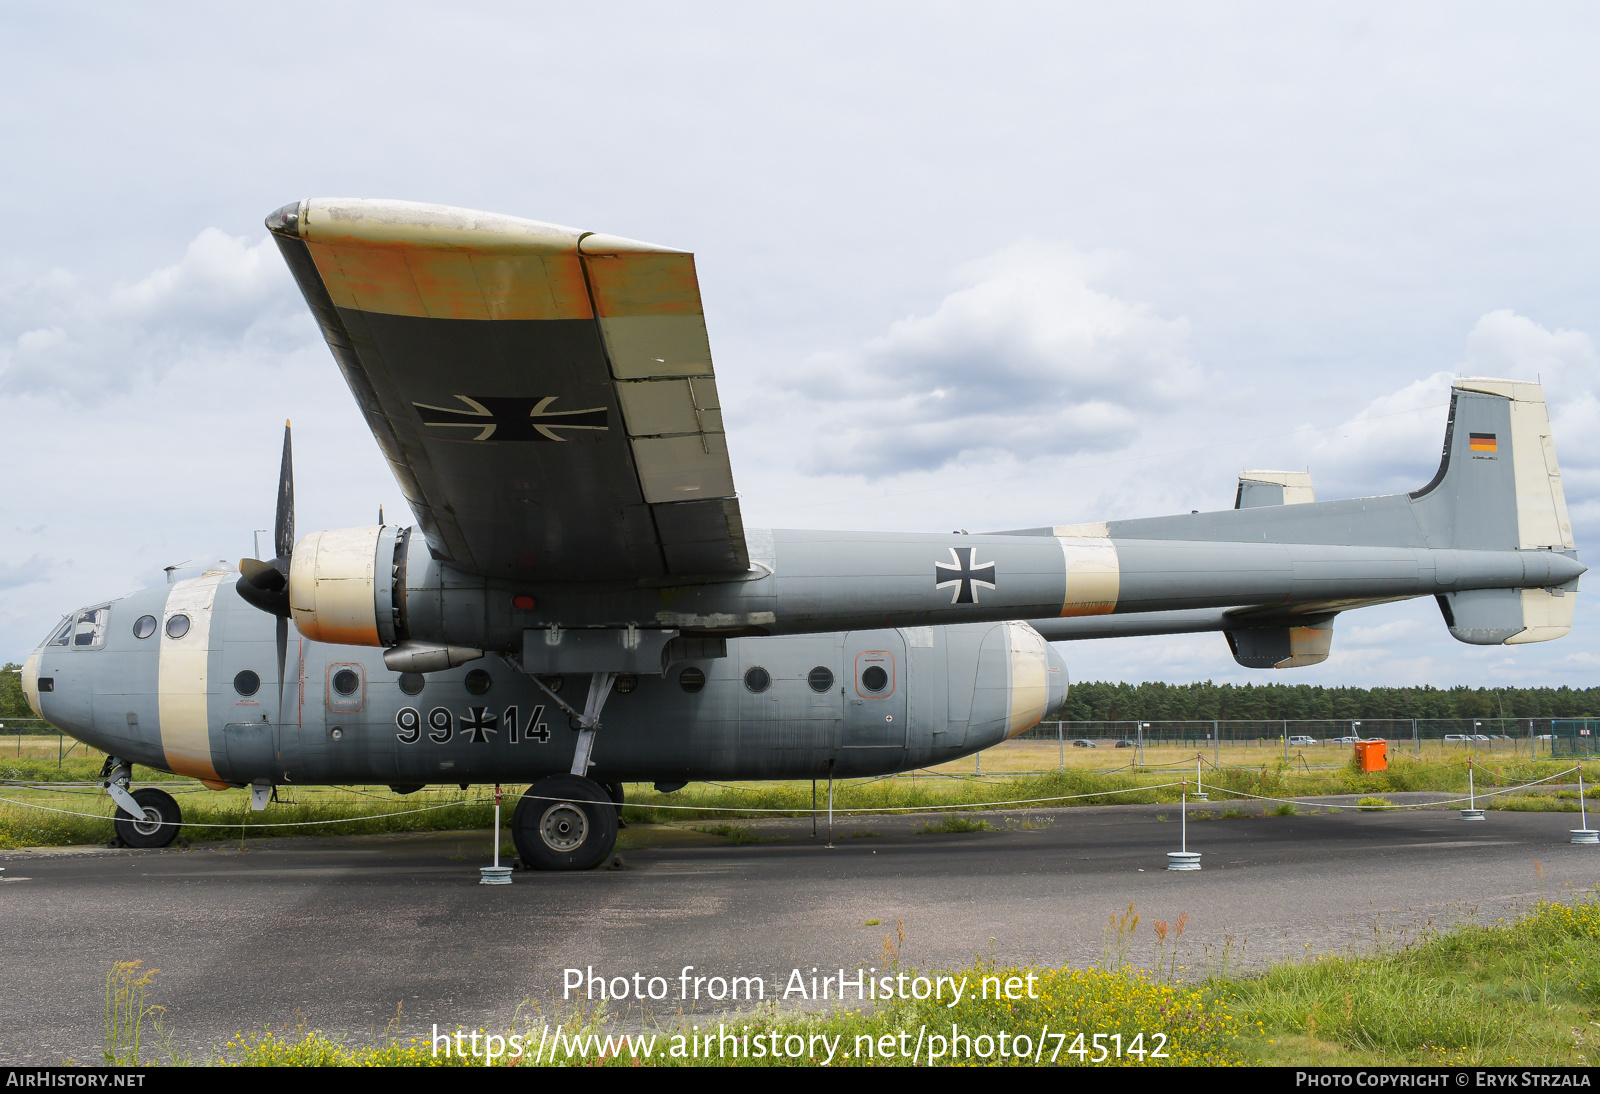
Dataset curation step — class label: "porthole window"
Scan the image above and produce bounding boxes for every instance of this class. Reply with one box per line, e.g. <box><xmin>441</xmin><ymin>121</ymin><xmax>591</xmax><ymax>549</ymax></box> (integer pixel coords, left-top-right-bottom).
<box><xmin>861</xmin><ymin>665</ymin><xmax>889</xmax><ymax>693</ymax></box>
<box><xmin>332</xmin><ymin>668</ymin><xmax>361</xmax><ymax>696</ymax></box>
<box><xmin>744</xmin><ymin>666</ymin><xmax>771</xmax><ymax>693</ymax></box>
<box><xmin>165</xmin><ymin>614</ymin><xmax>191</xmax><ymax>640</ymax></box>
<box><xmin>679</xmin><ymin>667</ymin><xmax>706</xmax><ymax>693</ymax></box>
<box><xmin>807</xmin><ymin>666</ymin><xmax>834</xmax><ymax>693</ymax></box>
<box><xmin>614</xmin><ymin>673</ymin><xmax>638</xmax><ymax>695</ymax></box>
<box><xmin>233</xmin><ymin>670</ymin><xmax>261</xmax><ymax>697</ymax></box>
<box><xmin>330</xmin><ymin>727</ymin><xmax>344</xmax><ymax>741</ymax></box>
<box><xmin>398</xmin><ymin>672</ymin><xmax>425</xmax><ymax>696</ymax></box>
<box><xmin>538</xmin><ymin>675</ymin><xmax>564</xmax><ymax>693</ymax></box>
<box><xmin>464</xmin><ymin>669</ymin><xmax>492</xmax><ymax>695</ymax></box>
<box><xmin>133</xmin><ymin>615</ymin><xmax>158</xmax><ymax>640</ymax></box>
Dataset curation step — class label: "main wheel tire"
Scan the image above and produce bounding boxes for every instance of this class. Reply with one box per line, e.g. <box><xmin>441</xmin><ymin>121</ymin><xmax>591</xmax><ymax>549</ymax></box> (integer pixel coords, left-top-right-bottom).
<box><xmin>598</xmin><ymin>781</ymin><xmax>627</xmax><ymax>829</ymax></box>
<box><xmin>512</xmin><ymin>775</ymin><xmax>619</xmax><ymax>871</ymax></box>
<box><xmin>113</xmin><ymin>788</ymin><xmax>182</xmax><ymax>849</ymax></box>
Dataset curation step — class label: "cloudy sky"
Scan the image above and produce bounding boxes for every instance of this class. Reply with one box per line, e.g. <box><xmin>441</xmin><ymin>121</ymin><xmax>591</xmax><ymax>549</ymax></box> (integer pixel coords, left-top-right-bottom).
<box><xmin>2</xmin><ymin>3</ymin><xmax>1598</xmax><ymax>687</ymax></box>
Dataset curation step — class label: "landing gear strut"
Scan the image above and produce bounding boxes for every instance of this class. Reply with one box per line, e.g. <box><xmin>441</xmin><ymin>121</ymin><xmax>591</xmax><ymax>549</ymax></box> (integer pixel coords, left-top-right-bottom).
<box><xmin>511</xmin><ymin>775</ymin><xmax>618</xmax><ymax>871</ymax></box>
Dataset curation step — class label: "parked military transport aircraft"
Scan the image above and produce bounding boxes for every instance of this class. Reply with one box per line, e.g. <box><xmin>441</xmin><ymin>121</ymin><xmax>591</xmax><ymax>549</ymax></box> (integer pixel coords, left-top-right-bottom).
<box><xmin>19</xmin><ymin>199</ymin><xmax>1584</xmax><ymax>869</ymax></box>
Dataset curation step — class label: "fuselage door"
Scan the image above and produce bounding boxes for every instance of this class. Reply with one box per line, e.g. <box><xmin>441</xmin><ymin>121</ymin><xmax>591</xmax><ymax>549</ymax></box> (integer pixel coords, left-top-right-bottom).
<box><xmin>841</xmin><ymin>630</ymin><xmax>907</xmax><ymax>750</ymax></box>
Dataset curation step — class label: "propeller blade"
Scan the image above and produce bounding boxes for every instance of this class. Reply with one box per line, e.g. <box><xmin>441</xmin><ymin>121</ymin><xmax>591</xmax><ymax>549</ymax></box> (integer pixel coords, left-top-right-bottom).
<box><xmin>275</xmin><ymin>614</ymin><xmax>289</xmax><ymax>719</ymax></box>
<box><xmin>237</xmin><ymin>556</ymin><xmax>286</xmax><ymax>591</ymax></box>
<box><xmin>274</xmin><ymin>420</ymin><xmax>294</xmax><ymax>562</ymax></box>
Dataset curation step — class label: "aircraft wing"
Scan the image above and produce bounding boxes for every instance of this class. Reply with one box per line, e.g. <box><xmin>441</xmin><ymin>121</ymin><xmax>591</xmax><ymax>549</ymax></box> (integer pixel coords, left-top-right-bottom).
<box><xmin>267</xmin><ymin>198</ymin><xmax>747</xmax><ymax>582</ymax></box>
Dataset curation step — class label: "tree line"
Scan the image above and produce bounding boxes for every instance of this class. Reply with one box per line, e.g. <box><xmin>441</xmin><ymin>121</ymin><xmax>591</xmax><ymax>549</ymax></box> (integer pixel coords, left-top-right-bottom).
<box><xmin>1</xmin><ymin>663</ymin><xmax>33</xmax><ymax>720</ymax></box>
<box><xmin>1058</xmin><ymin>680</ymin><xmax>1600</xmax><ymax>722</ymax></box>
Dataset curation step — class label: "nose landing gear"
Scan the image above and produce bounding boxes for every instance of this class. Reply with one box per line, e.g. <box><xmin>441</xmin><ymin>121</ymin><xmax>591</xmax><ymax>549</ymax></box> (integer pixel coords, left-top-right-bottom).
<box><xmin>114</xmin><ymin>788</ymin><xmax>183</xmax><ymax>849</ymax></box>
<box><xmin>101</xmin><ymin>757</ymin><xmax>183</xmax><ymax>848</ymax></box>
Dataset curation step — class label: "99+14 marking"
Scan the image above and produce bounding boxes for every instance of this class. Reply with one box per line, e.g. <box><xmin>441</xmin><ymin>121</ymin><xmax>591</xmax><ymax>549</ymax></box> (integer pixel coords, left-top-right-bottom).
<box><xmin>394</xmin><ymin>705</ymin><xmax>551</xmax><ymax>745</ymax></box>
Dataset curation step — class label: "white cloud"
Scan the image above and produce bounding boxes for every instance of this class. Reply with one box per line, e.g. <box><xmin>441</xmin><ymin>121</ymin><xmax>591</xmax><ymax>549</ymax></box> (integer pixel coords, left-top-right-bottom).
<box><xmin>0</xmin><ymin>229</ymin><xmax>308</xmax><ymax>401</ymax></box>
<box><xmin>777</xmin><ymin>241</ymin><xmax>1200</xmax><ymax>477</ymax></box>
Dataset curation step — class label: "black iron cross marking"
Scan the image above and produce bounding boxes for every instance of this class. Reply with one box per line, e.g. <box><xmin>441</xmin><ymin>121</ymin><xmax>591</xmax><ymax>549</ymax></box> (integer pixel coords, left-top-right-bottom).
<box><xmin>462</xmin><ymin>706</ymin><xmax>498</xmax><ymax>743</ymax></box>
<box><xmin>935</xmin><ymin>546</ymin><xmax>997</xmax><ymax>604</ymax></box>
<box><xmin>412</xmin><ymin>395</ymin><xmax>608</xmax><ymax>442</ymax></box>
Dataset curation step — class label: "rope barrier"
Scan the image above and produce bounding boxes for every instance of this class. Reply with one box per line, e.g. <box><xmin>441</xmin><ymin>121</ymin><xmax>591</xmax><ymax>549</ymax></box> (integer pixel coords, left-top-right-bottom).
<box><xmin>0</xmin><ymin>762</ymin><xmax>1587</xmax><ymax>835</ymax></box>
<box><xmin>0</xmin><ymin>779</ymin><xmax>1195</xmax><ymax>830</ymax></box>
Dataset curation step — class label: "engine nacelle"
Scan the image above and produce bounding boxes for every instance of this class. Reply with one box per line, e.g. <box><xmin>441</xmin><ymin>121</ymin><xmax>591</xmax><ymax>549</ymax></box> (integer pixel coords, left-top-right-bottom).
<box><xmin>289</xmin><ymin>525</ymin><xmax>409</xmax><ymax>646</ymax></box>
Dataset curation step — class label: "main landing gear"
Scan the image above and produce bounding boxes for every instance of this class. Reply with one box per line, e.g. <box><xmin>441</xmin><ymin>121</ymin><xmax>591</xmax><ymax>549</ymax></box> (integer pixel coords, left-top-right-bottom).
<box><xmin>510</xmin><ymin>670</ymin><xmax>624</xmax><ymax>870</ymax></box>
<box><xmin>511</xmin><ymin>775</ymin><xmax>618</xmax><ymax>871</ymax></box>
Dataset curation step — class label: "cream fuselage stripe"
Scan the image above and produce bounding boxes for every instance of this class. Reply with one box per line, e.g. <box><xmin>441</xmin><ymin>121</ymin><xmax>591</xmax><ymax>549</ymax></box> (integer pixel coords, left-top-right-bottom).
<box><xmin>20</xmin><ymin>651</ymin><xmax>42</xmax><ymax>718</ymax></box>
<box><xmin>1004</xmin><ymin>622</ymin><xmax>1051</xmax><ymax>739</ymax></box>
<box><xmin>1058</xmin><ymin>537</ymin><xmax>1120</xmax><ymax>617</ymax></box>
<box><xmin>159</xmin><ymin>573</ymin><xmax>227</xmax><ymax>781</ymax></box>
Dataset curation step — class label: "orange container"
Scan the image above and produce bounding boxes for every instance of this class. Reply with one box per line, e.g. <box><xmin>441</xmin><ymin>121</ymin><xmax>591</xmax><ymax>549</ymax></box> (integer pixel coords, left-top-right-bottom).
<box><xmin>1354</xmin><ymin>739</ymin><xmax>1387</xmax><ymax>773</ymax></box>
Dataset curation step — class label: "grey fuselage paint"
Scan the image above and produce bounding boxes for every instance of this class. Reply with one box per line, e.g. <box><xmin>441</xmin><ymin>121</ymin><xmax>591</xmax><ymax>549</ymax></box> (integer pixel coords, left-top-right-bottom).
<box><xmin>30</xmin><ymin>581</ymin><xmax>1069</xmax><ymax>786</ymax></box>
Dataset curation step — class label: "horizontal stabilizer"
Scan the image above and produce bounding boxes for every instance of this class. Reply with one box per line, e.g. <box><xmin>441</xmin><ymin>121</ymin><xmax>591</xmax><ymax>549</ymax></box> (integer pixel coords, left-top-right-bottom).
<box><xmin>1437</xmin><ymin>586</ymin><xmax>1576</xmax><ymax>645</ymax></box>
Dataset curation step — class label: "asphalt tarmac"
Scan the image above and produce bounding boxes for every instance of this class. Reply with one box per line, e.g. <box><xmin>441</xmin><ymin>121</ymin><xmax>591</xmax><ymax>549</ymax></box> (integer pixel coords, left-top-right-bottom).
<box><xmin>1</xmin><ymin>797</ymin><xmax>1594</xmax><ymax>1063</ymax></box>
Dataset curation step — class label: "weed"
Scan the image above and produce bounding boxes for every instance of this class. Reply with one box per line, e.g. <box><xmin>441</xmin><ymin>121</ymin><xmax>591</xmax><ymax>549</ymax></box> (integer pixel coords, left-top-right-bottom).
<box><xmin>863</xmin><ymin>919</ymin><xmax>880</xmax><ymax>926</ymax></box>
<box><xmin>847</xmin><ymin>830</ymin><xmax>883</xmax><ymax>838</ymax></box>
<box><xmin>1357</xmin><ymin>797</ymin><xmax>1390</xmax><ymax>812</ymax></box>
<box><xmin>692</xmin><ymin>823</ymin><xmax>774</xmax><ymax>845</ymax></box>
<box><xmin>914</xmin><ymin>815</ymin><xmax>995</xmax><ymax>834</ymax></box>
<box><xmin>1272</xmin><ymin>803</ymin><xmax>1299</xmax><ymax>817</ymax></box>
<box><xmin>105</xmin><ymin>961</ymin><xmax>162</xmax><ymax>1065</ymax></box>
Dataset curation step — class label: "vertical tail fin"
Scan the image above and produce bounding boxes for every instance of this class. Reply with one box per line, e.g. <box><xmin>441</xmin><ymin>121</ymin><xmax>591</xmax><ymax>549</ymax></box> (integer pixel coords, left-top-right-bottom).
<box><xmin>1415</xmin><ymin>377</ymin><xmax>1579</xmax><ymax>644</ymax></box>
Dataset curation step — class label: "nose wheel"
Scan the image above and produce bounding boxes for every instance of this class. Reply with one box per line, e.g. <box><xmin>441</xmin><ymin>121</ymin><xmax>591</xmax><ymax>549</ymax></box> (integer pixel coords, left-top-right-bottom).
<box><xmin>511</xmin><ymin>775</ymin><xmax>618</xmax><ymax>871</ymax></box>
<box><xmin>113</xmin><ymin>787</ymin><xmax>182</xmax><ymax>849</ymax></box>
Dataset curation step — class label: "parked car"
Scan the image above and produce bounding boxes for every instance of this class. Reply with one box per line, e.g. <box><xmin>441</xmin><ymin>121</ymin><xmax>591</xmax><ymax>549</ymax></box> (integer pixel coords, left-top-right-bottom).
<box><xmin>1443</xmin><ymin>734</ymin><xmax>1469</xmax><ymax>742</ymax></box>
<box><xmin>1114</xmin><ymin>739</ymin><xmax>1136</xmax><ymax>748</ymax></box>
<box><xmin>1288</xmin><ymin>735</ymin><xmax>1317</xmax><ymax>746</ymax></box>
<box><xmin>1071</xmin><ymin>739</ymin><xmax>1097</xmax><ymax>748</ymax></box>
<box><xmin>1474</xmin><ymin>735</ymin><xmax>1492</xmax><ymax>742</ymax></box>
<box><xmin>1329</xmin><ymin>735</ymin><xmax>1361</xmax><ymax>744</ymax></box>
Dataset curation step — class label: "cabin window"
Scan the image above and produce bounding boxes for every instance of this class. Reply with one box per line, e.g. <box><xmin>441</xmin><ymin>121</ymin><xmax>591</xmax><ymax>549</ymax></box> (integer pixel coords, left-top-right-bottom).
<box><xmin>132</xmin><ymin>615</ymin><xmax>157</xmax><ymax>640</ymax></box>
<box><xmin>233</xmin><ymin>670</ymin><xmax>261</xmax><ymax>697</ymax></box>
<box><xmin>71</xmin><ymin>608</ymin><xmax>109</xmax><ymax>649</ymax></box>
<box><xmin>744</xmin><ymin>667</ymin><xmax>771</xmax><ymax>693</ymax></box>
<box><xmin>327</xmin><ymin>664</ymin><xmax>366</xmax><ymax>713</ymax></box>
<box><xmin>807</xmin><ymin>666</ymin><xmax>834</xmax><ymax>693</ymax></box>
<box><xmin>398</xmin><ymin>672</ymin><xmax>425</xmax><ymax>696</ymax></box>
<box><xmin>45</xmin><ymin>619</ymin><xmax>72</xmax><ymax>646</ymax></box>
<box><xmin>464</xmin><ymin>669</ymin><xmax>492</xmax><ymax>695</ymax></box>
<box><xmin>165</xmin><ymin>614</ymin><xmax>191</xmax><ymax>639</ymax></box>
<box><xmin>678</xmin><ymin>667</ymin><xmax>706</xmax><ymax>693</ymax></box>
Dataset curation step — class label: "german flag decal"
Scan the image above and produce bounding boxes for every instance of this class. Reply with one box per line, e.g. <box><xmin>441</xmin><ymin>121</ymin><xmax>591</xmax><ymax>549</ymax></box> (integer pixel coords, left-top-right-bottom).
<box><xmin>1469</xmin><ymin>432</ymin><xmax>1498</xmax><ymax>453</ymax></box>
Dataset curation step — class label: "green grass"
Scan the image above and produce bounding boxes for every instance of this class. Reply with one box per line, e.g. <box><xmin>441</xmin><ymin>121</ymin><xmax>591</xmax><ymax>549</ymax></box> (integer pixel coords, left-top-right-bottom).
<box><xmin>0</xmin><ymin>785</ymin><xmax>499</xmax><ymax>850</ymax></box>
<box><xmin>2</xmin><ymin>753</ymin><xmax>1594</xmax><ymax>851</ymax></box>
<box><xmin>136</xmin><ymin>894</ymin><xmax>1598</xmax><ymax>1066</ymax></box>
<box><xmin>1356</xmin><ymin>796</ymin><xmax>1390</xmax><ymax>812</ymax></box>
<box><xmin>915</xmin><ymin>814</ymin><xmax>996</xmax><ymax>834</ymax></box>
<box><xmin>693</xmin><ymin>823</ymin><xmax>781</xmax><ymax>845</ymax></box>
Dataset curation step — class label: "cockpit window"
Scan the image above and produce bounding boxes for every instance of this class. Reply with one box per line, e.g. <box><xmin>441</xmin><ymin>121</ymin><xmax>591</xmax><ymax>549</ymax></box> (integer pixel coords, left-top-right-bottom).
<box><xmin>71</xmin><ymin>608</ymin><xmax>110</xmax><ymax>650</ymax></box>
<box><xmin>46</xmin><ymin>619</ymin><xmax>73</xmax><ymax>646</ymax></box>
